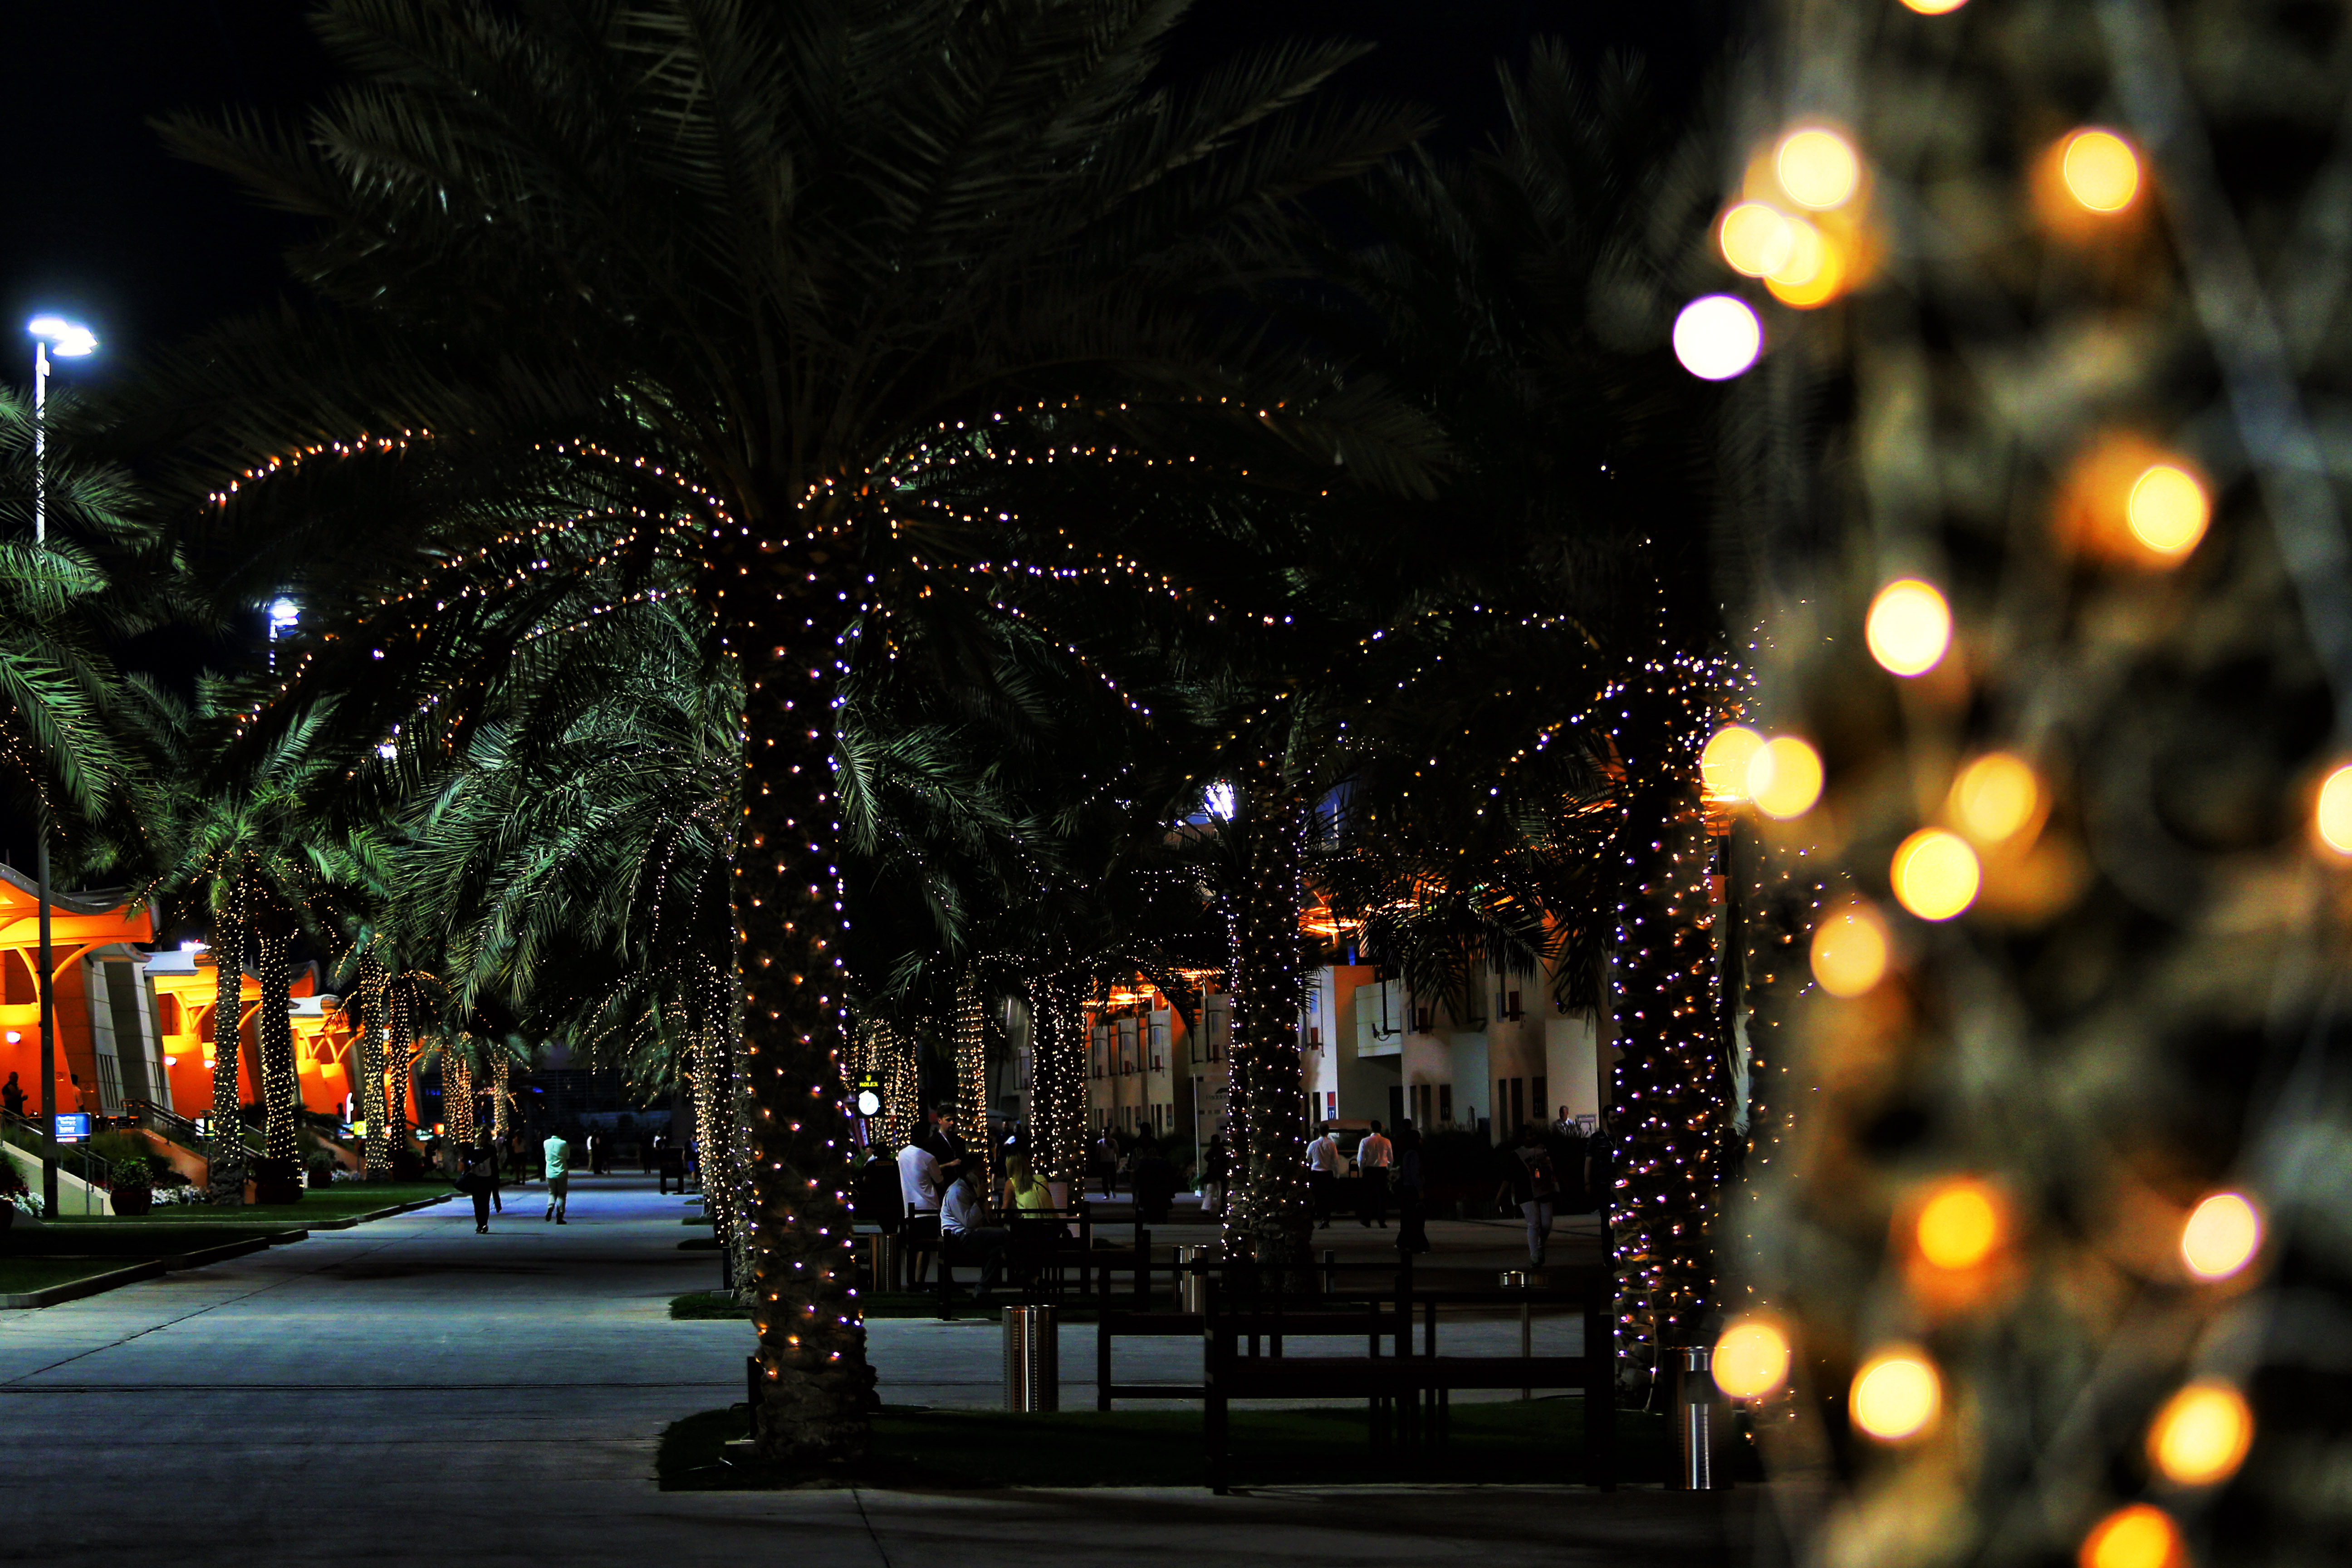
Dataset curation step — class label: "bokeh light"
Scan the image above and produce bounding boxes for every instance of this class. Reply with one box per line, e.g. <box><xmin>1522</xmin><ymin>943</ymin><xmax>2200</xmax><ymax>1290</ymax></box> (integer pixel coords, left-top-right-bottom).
<box><xmin>1778</xmin><ymin>127</ymin><xmax>1861</xmax><ymax>209</ymax></box>
<box><xmin>1917</xmin><ymin>1179</ymin><xmax>2005</xmax><ymax>1269</ymax></box>
<box><xmin>1951</xmin><ymin>753</ymin><xmax>2040</xmax><ymax>844</ymax></box>
<box><xmin>1891</xmin><ymin>828</ymin><xmax>1981</xmax><ymax>920</ymax></box>
<box><xmin>1866</xmin><ymin>578</ymin><xmax>1953</xmax><ymax>676</ymax></box>
<box><xmin>1764</xmin><ymin>223</ymin><xmax>1848</xmax><ymax>309</ymax></box>
<box><xmin>2127</xmin><ymin>464</ymin><xmax>2209</xmax><ymax>557</ymax></box>
<box><xmin>1720</xmin><ymin>203</ymin><xmax>1796</xmax><ymax>277</ymax></box>
<box><xmin>1673</xmin><ymin>295</ymin><xmax>1764</xmax><ymax>380</ymax></box>
<box><xmin>1811</xmin><ymin>903</ymin><xmax>1891</xmax><ymax>997</ymax></box>
<box><xmin>1701</xmin><ymin>725</ymin><xmax>1765</xmax><ymax>800</ymax></box>
<box><xmin>2180</xmin><ymin>1191</ymin><xmax>2261</xmax><ymax>1279</ymax></box>
<box><xmin>2313</xmin><ymin>763</ymin><xmax>2352</xmax><ymax>854</ymax></box>
<box><xmin>1851</xmin><ymin>1349</ymin><xmax>1940</xmax><ymax>1440</ymax></box>
<box><xmin>1748</xmin><ymin>735</ymin><xmax>1825</xmax><ymax>818</ymax></box>
<box><xmin>1900</xmin><ymin>0</ymin><xmax>1967</xmax><ymax>12</ymax></box>
<box><xmin>2079</xmin><ymin>1505</ymin><xmax>2182</xmax><ymax>1568</ymax></box>
<box><xmin>1713</xmin><ymin>1319</ymin><xmax>1793</xmax><ymax>1398</ymax></box>
<box><xmin>2148</xmin><ymin>1380</ymin><xmax>2253</xmax><ymax>1487</ymax></box>
<box><xmin>2062</xmin><ymin>129</ymin><xmax>2141</xmax><ymax>212</ymax></box>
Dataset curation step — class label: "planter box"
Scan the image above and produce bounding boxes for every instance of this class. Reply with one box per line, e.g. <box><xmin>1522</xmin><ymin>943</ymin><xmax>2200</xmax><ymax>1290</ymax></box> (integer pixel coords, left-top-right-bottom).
<box><xmin>109</xmin><ymin>1187</ymin><xmax>154</xmax><ymax>1216</ymax></box>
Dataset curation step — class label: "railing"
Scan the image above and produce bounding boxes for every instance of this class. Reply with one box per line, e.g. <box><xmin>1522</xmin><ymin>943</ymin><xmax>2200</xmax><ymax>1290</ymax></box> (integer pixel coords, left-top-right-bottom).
<box><xmin>120</xmin><ymin>1098</ymin><xmax>211</xmax><ymax>1151</ymax></box>
<box><xmin>1</xmin><ymin>1107</ymin><xmax>114</xmax><ymax>1190</ymax></box>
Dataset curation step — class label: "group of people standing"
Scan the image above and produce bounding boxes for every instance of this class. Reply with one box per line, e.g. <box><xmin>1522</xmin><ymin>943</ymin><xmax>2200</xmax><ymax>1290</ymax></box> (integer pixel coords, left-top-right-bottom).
<box><xmin>1303</xmin><ymin>1118</ymin><xmax>1431</xmax><ymax>1254</ymax></box>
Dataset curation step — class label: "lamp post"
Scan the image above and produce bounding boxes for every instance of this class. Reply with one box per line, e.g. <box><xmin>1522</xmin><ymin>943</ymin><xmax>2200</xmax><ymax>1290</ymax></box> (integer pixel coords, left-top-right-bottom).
<box><xmin>27</xmin><ymin>315</ymin><xmax>97</xmax><ymax>1221</ymax></box>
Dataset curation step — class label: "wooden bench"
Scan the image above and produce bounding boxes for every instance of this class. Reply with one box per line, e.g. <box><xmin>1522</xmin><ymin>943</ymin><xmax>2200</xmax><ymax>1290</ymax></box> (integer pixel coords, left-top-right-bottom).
<box><xmin>1096</xmin><ymin>1306</ymin><xmax>1380</xmax><ymax>1409</ymax></box>
<box><xmin>1202</xmin><ymin>1273</ymin><xmax>1616</xmax><ymax>1494</ymax></box>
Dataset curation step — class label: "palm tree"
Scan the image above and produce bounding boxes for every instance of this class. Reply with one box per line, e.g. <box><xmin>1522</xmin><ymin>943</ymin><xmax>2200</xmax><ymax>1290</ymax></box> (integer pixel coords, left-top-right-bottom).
<box><xmin>136</xmin><ymin>687</ymin><xmax>377</xmax><ymax>1197</ymax></box>
<box><xmin>138</xmin><ymin>0</ymin><xmax>1434</xmax><ymax>1460</ymax></box>
<box><xmin>0</xmin><ymin>383</ymin><xmax>153</xmax><ymax>873</ymax></box>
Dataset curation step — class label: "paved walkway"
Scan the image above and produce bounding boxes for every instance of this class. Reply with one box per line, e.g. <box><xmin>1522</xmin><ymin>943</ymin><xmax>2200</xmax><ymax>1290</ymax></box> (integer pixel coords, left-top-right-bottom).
<box><xmin>0</xmin><ymin>1177</ymin><xmax>1745</xmax><ymax>1566</ymax></box>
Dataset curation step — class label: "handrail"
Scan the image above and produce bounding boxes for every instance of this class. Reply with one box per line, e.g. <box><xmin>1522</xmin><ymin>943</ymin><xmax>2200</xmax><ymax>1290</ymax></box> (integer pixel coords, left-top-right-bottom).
<box><xmin>1</xmin><ymin>1107</ymin><xmax>113</xmax><ymax>1189</ymax></box>
<box><xmin>120</xmin><ymin>1097</ymin><xmax>208</xmax><ymax>1150</ymax></box>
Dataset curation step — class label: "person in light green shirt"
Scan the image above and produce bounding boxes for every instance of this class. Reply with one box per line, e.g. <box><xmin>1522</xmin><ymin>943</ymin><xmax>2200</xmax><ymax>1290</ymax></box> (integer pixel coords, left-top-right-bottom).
<box><xmin>543</xmin><ymin>1133</ymin><xmax>571</xmax><ymax>1224</ymax></box>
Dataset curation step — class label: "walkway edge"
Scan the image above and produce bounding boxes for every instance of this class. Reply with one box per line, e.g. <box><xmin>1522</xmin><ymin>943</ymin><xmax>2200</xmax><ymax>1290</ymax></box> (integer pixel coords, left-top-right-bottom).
<box><xmin>2</xmin><ymin>1259</ymin><xmax>165</xmax><ymax>1309</ymax></box>
<box><xmin>1</xmin><ymin>1193</ymin><xmax>461</xmax><ymax>1309</ymax></box>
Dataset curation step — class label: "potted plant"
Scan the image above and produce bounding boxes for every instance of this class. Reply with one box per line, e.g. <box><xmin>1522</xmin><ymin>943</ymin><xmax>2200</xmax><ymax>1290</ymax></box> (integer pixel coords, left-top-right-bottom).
<box><xmin>306</xmin><ymin>1155</ymin><xmax>337</xmax><ymax>1190</ymax></box>
<box><xmin>108</xmin><ymin>1152</ymin><xmax>157</xmax><ymax>1217</ymax></box>
<box><xmin>250</xmin><ymin>1156</ymin><xmax>304</xmax><ymax>1205</ymax></box>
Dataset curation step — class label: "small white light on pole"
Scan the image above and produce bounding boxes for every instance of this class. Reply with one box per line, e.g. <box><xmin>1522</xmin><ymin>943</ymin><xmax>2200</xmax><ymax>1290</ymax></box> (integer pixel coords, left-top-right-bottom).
<box><xmin>23</xmin><ymin>314</ymin><xmax>96</xmax><ymax>1223</ymax></box>
<box><xmin>1672</xmin><ymin>295</ymin><xmax>1764</xmax><ymax>381</ymax></box>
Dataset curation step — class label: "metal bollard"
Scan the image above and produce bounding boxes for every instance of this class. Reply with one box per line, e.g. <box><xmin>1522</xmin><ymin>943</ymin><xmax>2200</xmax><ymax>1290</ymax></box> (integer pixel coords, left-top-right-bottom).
<box><xmin>1673</xmin><ymin>1344</ymin><xmax>1714</xmax><ymax>1490</ymax></box>
<box><xmin>1176</xmin><ymin>1244</ymin><xmax>1210</xmax><ymax>1314</ymax></box>
<box><xmin>870</xmin><ymin>1232</ymin><xmax>898</xmax><ymax>1294</ymax></box>
<box><xmin>1500</xmin><ymin>1270</ymin><xmax>1532</xmax><ymax>1399</ymax></box>
<box><xmin>1004</xmin><ymin>1303</ymin><xmax>1059</xmax><ymax>1411</ymax></box>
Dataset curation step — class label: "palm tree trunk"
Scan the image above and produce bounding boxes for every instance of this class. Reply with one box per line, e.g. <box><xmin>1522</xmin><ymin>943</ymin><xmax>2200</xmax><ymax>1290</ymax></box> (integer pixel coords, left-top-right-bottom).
<box><xmin>255</xmin><ymin>930</ymin><xmax>301</xmax><ymax>1167</ymax></box>
<box><xmin>1224</xmin><ymin>784</ymin><xmax>1312</xmax><ymax>1278</ymax></box>
<box><xmin>446</xmin><ymin>1050</ymin><xmax>475</xmax><ymax>1147</ymax></box>
<box><xmin>736</xmin><ymin>637</ymin><xmax>875</xmax><ymax>1465</ymax></box>
<box><xmin>1606</xmin><ymin>669</ymin><xmax>1730</xmax><ymax>1399</ymax></box>
<box><xmin>355</xmin><ymin>951</ymin><xmax>391</xmax><ymax>1179</ymax></box>
<box><xmin>1026</xmin><ymin>973</ymin><xmax>1088</xmax><ymax>1189</ymax></box>
<box><xmin>953</xmin><ymin>972</ymin><xmax>990</xmax><ymax>1188</ymax></box>
<box><xmin>208</xmin><ymin>890</ymin><xmax>245</xmax><ymax>1202</ymax></box>
<box><xmin>491</xmin><ymin>1054</ymin><xmax>510</xmax><ymax>1140</ymax></box>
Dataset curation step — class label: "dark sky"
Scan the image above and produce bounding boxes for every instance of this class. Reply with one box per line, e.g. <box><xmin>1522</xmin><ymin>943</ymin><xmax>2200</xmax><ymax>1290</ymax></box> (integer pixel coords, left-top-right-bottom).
<box><xmin>2</xmin><ymin>0</ymin><xmax>1734</xmax><ymax>392</ymax></box>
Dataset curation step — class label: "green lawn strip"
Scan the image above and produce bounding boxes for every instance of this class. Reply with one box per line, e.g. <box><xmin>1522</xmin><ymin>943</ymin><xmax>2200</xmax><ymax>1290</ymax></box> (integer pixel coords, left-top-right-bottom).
<box><xmin>0</xmin><ymin>1258</ymin><xmax>150</xmax><ymax>1296</ymax></box>
<box><xmin>45</xmin><ymin>1185</ymin><xmax>459</xmax><ymax>1227</ymax></box>
<box><xmin>671</xmin><ymin>1291</ymin><xmax>752</xmax><ymax>1319</ymax></box>
<box><xmin>657</xmin><ymin>1400</ymin><xmax>1685</xmax><ymax>1491</ymax></box>
<box><xmin>682</xmin><ymin>1215</ymin><xmax>715</xmax><ymax>1225</ymax></box>
<box><xmin>4</xmin><ymin>1227</ymin><xmax>279</xmax><ymax>1260</ymax></box>
<box><xmin>667</xmin><ymin>1290</ymin><xmax>1134</xmax><ymax>1322</ymax></box>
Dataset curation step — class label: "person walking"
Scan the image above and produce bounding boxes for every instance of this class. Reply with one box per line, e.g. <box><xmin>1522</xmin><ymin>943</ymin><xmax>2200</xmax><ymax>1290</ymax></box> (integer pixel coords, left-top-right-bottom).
<box><xmin>1</xmin><ymin>1072</ymin><xmax>24</xmax><ymax>1119</ymax></box>
<box><xmin>1095</xmin><ymin>1127</ymin><xmax>1122</xmax><ymax>1198</ymax></box>
<box><xmin>1305</xmin><ymin>1123</ymin><xmax>1342</xmax><ymax>1228</ymax></box>
<box><xmin>482</xmin><ymin>1136</ymin><xmax>504</xmax><ymax>1215</ymax></box>
<box><xmin>1354</xmin><ymin>1120</ymin><xmax>1392</xmax><ymax>1228</ymax></box>
<box><xmin>542</xmin><ymin>1129</ymin><xmax>572</xmax><ymax>1223</ymax></box>
<box><xmin>460</xmin><ymin>1143</ymin><xmax>494</xmax><ymax>1234</ymax></box>
<box><xmin>1132</xmin><ymin>1132</ymin><xmax>1177</xmax><ymax>1225</ymax></box>
<box><xmin>1495</xmin><ymin>1124</ymin><xmax>1560</xmax><ymax>1267</ymax></box>
<box><xmin>1392</xmin><ymin>1121</ymin><xmax>1430</xmax><ymax>1256</ymax></box>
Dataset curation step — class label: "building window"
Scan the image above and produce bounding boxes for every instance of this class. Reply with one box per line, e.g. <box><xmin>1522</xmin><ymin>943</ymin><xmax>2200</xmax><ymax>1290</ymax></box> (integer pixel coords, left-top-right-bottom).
<box><xmin>1505</xmin><ymin>990</ymin><xmax>1522</xmax><ymax>1020</ymax></box>
<box><xmin>1437</xmin><ymin>1083</ymin><xmax>1453</xmax><ymax>1126</ymax></box>
<box><xmin>1533</xmin><ymin>1076</ymin><xmax>1548</xmax><ymax>1123</ymax></box>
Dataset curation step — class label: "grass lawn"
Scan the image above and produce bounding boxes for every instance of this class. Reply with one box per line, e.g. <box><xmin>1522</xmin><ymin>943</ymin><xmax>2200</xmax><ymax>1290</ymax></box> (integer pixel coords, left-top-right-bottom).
<box><xmin>45</xmin><ymin>1184</ymin><xmax>459</xmax><ymax>1228</ymax></box>
<box><xmin>658</xmin><ymin>1399</ymin><xmax>1700</xmax><ymax>1490</ymax></box>
<box><xmin>672</xmin><ymin>1291</ymin><xmax>753</xmax><ymax>1320</ymax></box>
<box><xmin>0</xmin><ymin>1258</ymin><xmax>152</xmax><ymax>1296</ymax></box>
<box><xmin>3</xmin><ymin>1227</ymin><xmax>278</xmax><ymax>1259</ymax></box>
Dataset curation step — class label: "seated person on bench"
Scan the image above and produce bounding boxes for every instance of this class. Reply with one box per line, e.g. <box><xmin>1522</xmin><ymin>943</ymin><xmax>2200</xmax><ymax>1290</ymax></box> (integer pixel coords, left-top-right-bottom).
<box><xmin>940</xmin><ymin>1163</ymin><xmax>1009</xmax><ymax>1297</ymax></box>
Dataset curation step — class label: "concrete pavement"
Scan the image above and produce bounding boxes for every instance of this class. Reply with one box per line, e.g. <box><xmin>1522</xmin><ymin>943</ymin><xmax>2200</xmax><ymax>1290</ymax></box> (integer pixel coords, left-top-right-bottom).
<box><xmin>0</xmin><ymin>1176</ymin><xmax>1746</xmax><ymax>1567</ymax></box>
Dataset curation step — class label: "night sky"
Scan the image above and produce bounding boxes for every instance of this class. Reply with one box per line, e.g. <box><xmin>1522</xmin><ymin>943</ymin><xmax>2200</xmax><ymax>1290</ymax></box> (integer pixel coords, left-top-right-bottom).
<box><xmin>2</xmin><ymin>0</ymin><xmax>1735</xmax><ymax>388</ymax></box>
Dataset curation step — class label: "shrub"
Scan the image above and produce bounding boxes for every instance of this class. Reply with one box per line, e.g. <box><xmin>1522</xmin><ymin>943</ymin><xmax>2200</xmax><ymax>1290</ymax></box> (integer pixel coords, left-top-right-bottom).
<box><xmin>108</xmin><ymin>1152</ymin><xmax>158</xmax><ymax>1190</ymax></box>
<box><xmin>89</xmin><ymin>1130</ymin><xmax>152</xmax><ymax>1167</ymax></box>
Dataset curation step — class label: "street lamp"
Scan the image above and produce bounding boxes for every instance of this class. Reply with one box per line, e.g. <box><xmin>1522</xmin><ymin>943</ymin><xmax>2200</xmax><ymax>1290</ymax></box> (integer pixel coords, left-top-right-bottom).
<box><xmin>269</xmin><ymin>595</ymin><xmax>299</xmax><ymax>669</ymax></box>
<box><xmin>26</xmin><ymin>315</ymin><xmax>96</xmax><ymax>1220</ymax></box>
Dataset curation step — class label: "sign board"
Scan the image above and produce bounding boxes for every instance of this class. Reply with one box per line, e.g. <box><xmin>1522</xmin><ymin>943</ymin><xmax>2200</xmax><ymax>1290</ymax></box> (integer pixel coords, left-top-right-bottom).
<box><xmin>54</xmin><ymin>1113</ymin><xmax>90</xmax><ymax>1143</ymax></box>
<box><xmin>853</xmin><ymin>1076</ymin><xmax>883</xmax><ymax>1118</ymax></box>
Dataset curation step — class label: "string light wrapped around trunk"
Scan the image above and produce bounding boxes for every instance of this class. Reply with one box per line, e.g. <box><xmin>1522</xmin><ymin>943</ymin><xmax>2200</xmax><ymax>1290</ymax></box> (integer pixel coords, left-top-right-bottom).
<box><xmin>1224</xmin><ymin>784</ymin><xmax>1312</xmax><ymax>1277</ymax></box>
<box><xmin>445</xmin><ymin>1049</ymin><xmax>475</xmax><ymax>1148</ymax></box>
<box><xmin>1606</xmin><ymin>655</ymin><xmax>1733</xmax><ymax>1396</ymax></box>
<box><xmin>207</xmin><ymin>877</ymin><xmax>246</xmax><ymax>1202</ymax></box>
<box><xmin>353</xmin><ymin>948</ymin><xmax>391</xmax><ymax>1178</ymax></box>
<box><xmin>255</xmin><ymin>929</ymin><xmax>301</xmax><ymax>1168</ymax></box>
<box><xmin>953</xmin><ymin>972</ymin><xmax>990</xmax><ymax>1189</ymax></box>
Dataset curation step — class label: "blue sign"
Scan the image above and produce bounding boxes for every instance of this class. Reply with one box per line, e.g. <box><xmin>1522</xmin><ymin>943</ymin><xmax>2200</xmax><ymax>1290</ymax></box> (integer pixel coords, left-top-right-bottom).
<box><xmin>54</xmin><ymin>1113</ymin><xmax>90</xmax><ymax>1143</ymax></box>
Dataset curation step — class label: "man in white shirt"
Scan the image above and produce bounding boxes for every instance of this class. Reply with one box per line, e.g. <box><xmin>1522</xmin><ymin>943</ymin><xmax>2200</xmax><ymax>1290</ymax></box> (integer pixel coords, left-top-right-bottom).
<box><xmin>1305</xmin><ymin>1124</ymin><xmax>1343</xmax><ymax>1228</ymax></box>
<box><xmin>940</xmin><ymin>1165</ymin><xmax>1008</xmax><ymax>1296</ymax></box>
<box><xmin>1355</xmin><ymin>1121</ymin><xmax>1393</xmax><ymax>1228</ymax></box>
<box><xmin>897</xmin><ymin>1140</ymin><xmax>944</xmax><ymax>1288</ymax></box>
